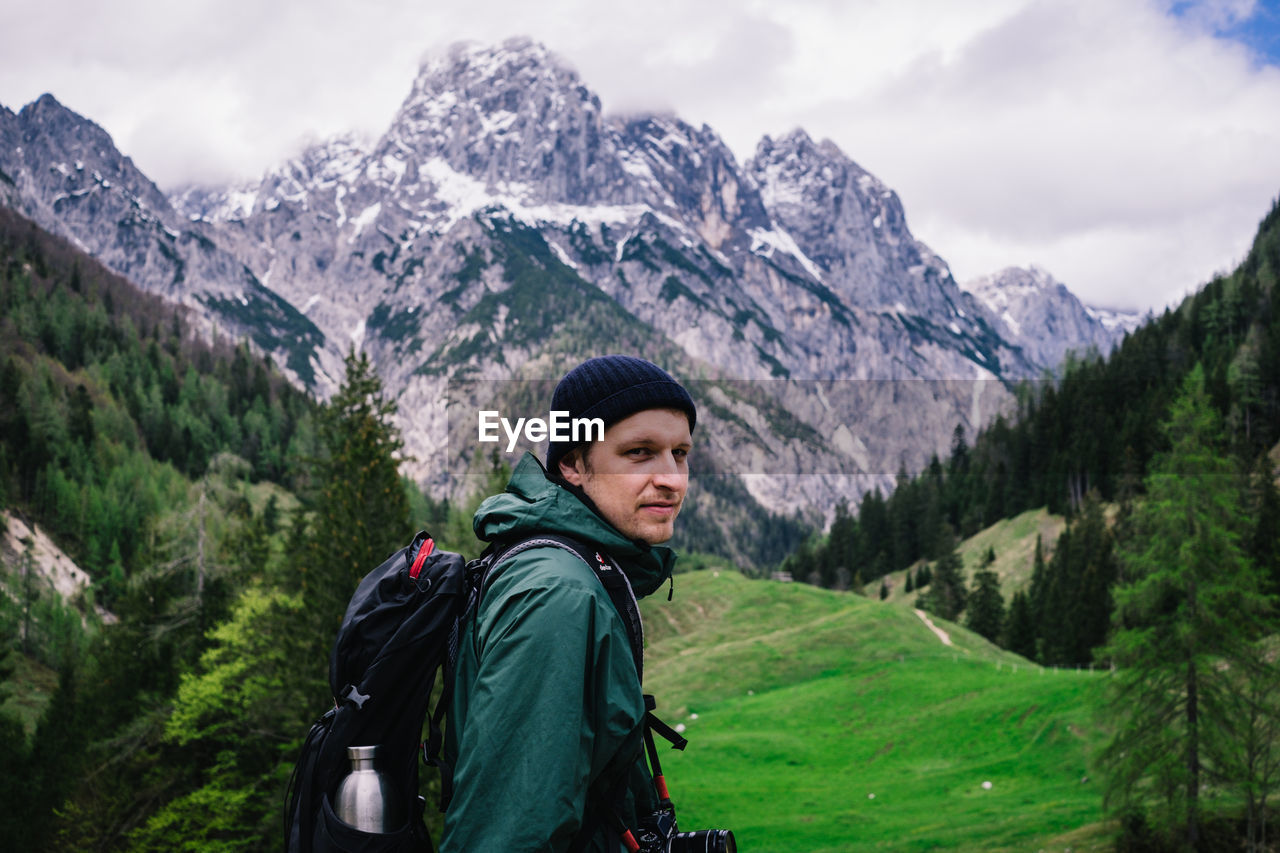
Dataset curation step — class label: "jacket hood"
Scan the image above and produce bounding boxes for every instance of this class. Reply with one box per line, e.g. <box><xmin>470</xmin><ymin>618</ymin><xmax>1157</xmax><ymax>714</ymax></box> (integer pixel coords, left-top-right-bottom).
<box><xmin>473</xmin><ymin>453</ymin><xmax>677</xmax><ymax>598</ymax></box>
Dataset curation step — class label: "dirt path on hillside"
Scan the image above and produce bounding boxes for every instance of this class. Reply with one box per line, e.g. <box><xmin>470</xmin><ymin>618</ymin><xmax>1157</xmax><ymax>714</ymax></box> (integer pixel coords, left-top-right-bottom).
<box><xmin>914</xmin><ymin>608</ymin><xmax>953</xmax><ymax>646</ymax></box>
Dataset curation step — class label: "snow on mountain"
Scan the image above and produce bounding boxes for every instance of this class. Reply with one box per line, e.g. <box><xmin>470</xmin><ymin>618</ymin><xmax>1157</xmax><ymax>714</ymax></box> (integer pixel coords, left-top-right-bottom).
<box><xmin>962</xmin><ymin>265</ymin><xmax>1141</xmax><ymax>371</ymax></box>
<box><xmin>0</xmin><ymin>38</ymin><xmax>1138</xmax><ymax>540</ymax></box>
<box><xmin>173</xmin><ymin>133</ymin><xmax>372</xmax><ymax>223</ymax></box>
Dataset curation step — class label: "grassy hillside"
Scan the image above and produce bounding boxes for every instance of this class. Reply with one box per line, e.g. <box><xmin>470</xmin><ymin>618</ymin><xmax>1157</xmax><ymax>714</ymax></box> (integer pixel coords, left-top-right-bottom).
<box><xmin>641</xmin><ymin>570</ymin><xmax>1109</xmax><ymax>852</ymax></box>
<box><xmin>872</xmin><ymin>506</ymin><xmax>1068</xmax><ymax>606</ymax></box>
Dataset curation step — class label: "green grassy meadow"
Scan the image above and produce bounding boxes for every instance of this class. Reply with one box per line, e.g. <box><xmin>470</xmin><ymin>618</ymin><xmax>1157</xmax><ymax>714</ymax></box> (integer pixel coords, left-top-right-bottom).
<box><xmin>641</xmin><ymin>570</ymin><xmax>1110</xmax><ymax>852</ymax></box>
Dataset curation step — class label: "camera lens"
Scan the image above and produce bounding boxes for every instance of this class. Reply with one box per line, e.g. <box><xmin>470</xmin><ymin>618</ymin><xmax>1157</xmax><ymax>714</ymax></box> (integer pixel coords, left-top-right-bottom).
<box><xmin>669</xmin><ymin>829</ymin><xmax>736</xmax><ymax>853</ymax></box>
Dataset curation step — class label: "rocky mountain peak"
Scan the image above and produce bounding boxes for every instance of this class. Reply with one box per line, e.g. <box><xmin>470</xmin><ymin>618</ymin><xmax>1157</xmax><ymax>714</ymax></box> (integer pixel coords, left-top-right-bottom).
<box><xmin>414</xmin><ymin>37</ymin><xmax>585</xmax><ymax>103</ymax></box>
<box><xmin>751</xmin><ymin>128</ymin><xmax>873</xmax><ymax>178</ymax></box>
<box><xmin>21</xmin><ymin>93</ymin><xmax>84</xmax><ymax>127</ymax></box>
<box><xmin>611</xmin><ymin>112</ymin><xmax>770</xmax><ymax>238</ymax></box>
<box><xmin>0</xmin><ymin>94</ymin><xmax>329</xmax><ymax>387</ymax></box>
<box><xmin>748</xmin><ymin>129</ymin><xmax>897</xmax><ymax>231</ymax></box>
<box><xmin>173</xmin><ymin>133</ymin><xmax>371</xmax><ymax>222</ymax></box>
<box><xmin>6</xmin><ymin>94</ymin><xmax>172</xmax><ymax>217</ymax></box>
<box><xmin>280</xmin><ymin>133</ymin><xmax>371</xmax><ymax>189</ymax></box>
<box><xmin>746</xmin><ymin>128</ymin><xmax>952</xmax><ymax>316</ymax></box>
<box><xmin>0</xmin><ymin>39</ymin><xmax>1138</xmax><ymax>533</ymax></box>
<box><xmin>962</xmin><ymin>266</ymin><xmax>1139</xmax><ymax>369</ymax></box>
<box><xmin>386</xmin><ymin>38</ymin><xmax>621</xmax><ymax>204</ymax></box>
<box><xmin>967</xmin><ymin>265</ymin><xmax>1062</xmax><ymax>305</ymax></box>
<box><xmin>22</xmin><ymin>93</ymin><xmax>73</xmax><ymax>122</ymax></box>
<box><xmin>752</xmin><ymin>127</ymin><xmax>818</xmax><ymax>161</ymax></box>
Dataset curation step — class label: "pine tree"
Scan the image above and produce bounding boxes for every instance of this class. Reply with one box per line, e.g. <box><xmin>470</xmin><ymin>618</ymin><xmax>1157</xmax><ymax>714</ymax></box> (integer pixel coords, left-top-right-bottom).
<box><xmin>965</xmin><ymin>568</ymin><xmax>1005</xmax><ymax>643</ymax></box>
<box><xmin>916</xmin><ymin>562</ymin><xmax>932</xmax><ymax>590</ymax></box>
<box><xmin>1226</xmin><ymin>330</ymin><xmax>1264</xmax><ymax>447</ymax></box>
<box><xmin>68</xmin><ymin>383</ymin><xmax>94</xmax><ymax>446</ymax></box>
<box><xmin>1071</xmin><ymin>496</ymin><xmax>1117</xmax><ymax>663</ymax></box>
<box><xmin>1098</xmin><ymin>365</ymin><xmax>1273</xmax><ymax>848</ymax></box>
<box><xmin>262</xmin><ymin>492</ymin><xmax>281</xmax><ymax>535</ymax></box>
<box><xmin>949</xmin><ymin>423</ymin><xmax>970</xmax><ymax>476</ymax></box>
<box><xmin>25</xmin><ymin>661</ymin><xmax>84</xmax><ymax>850</ymax></box>
<box><xmin>0</xmin><ymin>710</ymin><xmax>27</xmax><ymax>847</ymax></box>
<box><xmin>1040</xmin><ymin>496</ymin><xmax>1116</xmax><ymax>666</ymax></box>
<box><xmin>1249</xmin><ymin>453</ymin><xmax>1280</xmax><ymax>595</ymax></box>
<box><xmin>829</xmin><ymin>500</ymin><xmax>854</xmax><ymax>581</ymax></box>
<box><xmin>1215</xmin><ymin>651</ymin><xmax>1280</xmax><ymax>853</ymax></box>
<box><xmin>923</xmin><ymin>538</ymin><xmax>967</xmax><ymax>621</ymax></box>
<box><xmin>134</xmin><ymin>349</ymin><xmax>416</xmax><ymax>850</ymax></box>
<box><xmin>1028</xmin><ymin>533</ymin><xmax>1047</xmax><ymax>617</ymax></box>
<box><xmin>1026</xmin><ymin>533</ymin><xmax>1048</xmax><ymax>658</ymax></box>
<box><xmin>919</xmin><ymin>476</ymin><xmax>945</xmax><ymax>560</ymax></box>
<box><xmin>888</xmin><ymin>466</ymin><xmax>918</xmax><ymax>570</ymax></box>
<box><xmin>299</xmin><ymin>348</ymin><xmax>412</xmax><ymax>637</ymax></box>
<box><xmin>1003</xmin><ymin>591</ymin><xmax>1037</xmax><ymax>660</ymax></box>
<box><xmin>0</xmin><ymin>626</ymin><xmax>30</xmax><ymax>846</ymax></box>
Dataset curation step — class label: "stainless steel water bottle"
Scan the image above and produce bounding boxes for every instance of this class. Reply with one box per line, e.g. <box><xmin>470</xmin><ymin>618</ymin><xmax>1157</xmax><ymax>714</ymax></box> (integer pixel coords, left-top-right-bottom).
<box><xmin>334</xmin><ymin>745</ymin><xmax>405</xmax><ymax>832</ymax></box>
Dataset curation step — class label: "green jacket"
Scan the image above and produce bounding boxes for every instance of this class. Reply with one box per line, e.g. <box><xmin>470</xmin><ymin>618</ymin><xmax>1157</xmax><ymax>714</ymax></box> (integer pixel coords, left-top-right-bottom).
<box><xmin>440</xmin><ymin>453</ymin><xmax>676</xmax><ymax>852</ymax></box>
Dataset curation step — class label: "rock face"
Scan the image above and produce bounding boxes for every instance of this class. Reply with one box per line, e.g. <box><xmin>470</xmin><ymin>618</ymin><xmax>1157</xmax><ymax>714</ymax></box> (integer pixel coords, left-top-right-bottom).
<box><xmin>962</xmin><ymin>266</ymin><xmax>1143</xmax><ymax>372</ymax></box>
<box><xmin>1</xmin><ymin>511</ymin><xmax>114</xmax><ymax>625</ymax></box>
<box><xmin>0</xmin><ymin>38</ymin><xmax>1136</xmax><ymax>556</ymax></box>
<box><xmin>0</xmin><ymin>96</ymin><xmax>333</xmax><ymax>387</ymax></box>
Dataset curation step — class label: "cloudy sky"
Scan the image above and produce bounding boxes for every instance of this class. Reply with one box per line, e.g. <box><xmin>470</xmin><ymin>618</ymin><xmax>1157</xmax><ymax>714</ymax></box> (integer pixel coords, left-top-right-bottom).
<box><xmin>2</xmin><ymin>0</ymin><xmax>1278</xmax><ymax>312</ymax></box>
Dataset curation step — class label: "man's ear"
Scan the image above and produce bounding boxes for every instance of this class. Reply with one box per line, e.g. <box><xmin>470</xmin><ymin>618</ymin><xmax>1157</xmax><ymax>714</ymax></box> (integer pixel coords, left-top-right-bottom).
<box><xmin>558</xmin><ymin>448</ymin><xmax>586</xmax><ymax>486</ymax></box>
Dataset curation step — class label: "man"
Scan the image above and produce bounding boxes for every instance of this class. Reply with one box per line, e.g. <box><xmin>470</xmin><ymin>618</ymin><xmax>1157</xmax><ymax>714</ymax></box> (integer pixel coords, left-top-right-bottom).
<box><xmin>441</xmin><ymin>355</ymin><xmax>696</xmax><ymax>852</ymax></box>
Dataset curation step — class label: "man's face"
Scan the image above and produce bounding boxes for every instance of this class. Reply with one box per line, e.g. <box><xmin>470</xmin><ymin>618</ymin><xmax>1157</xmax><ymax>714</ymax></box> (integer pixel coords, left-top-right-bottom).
<box><xmin>557</xmin><ymin>408</ymin><xmax>692</xmax><ymax>545</ymax></box>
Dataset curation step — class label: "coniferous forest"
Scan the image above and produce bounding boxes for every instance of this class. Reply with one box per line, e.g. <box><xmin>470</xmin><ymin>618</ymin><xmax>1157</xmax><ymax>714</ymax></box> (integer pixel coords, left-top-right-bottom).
<box><xmin>0</xmin><ymin>190</ymin><xmax>1279</xmax><ymax>851</ymax></box>
<box><xmin>779</xmin><ymin>198</ymin><xmax>1280</xmax><ymax>847</ymax></box>
<box><xmin>0</xmin><ymin>206</ymin><xmax>483</xmax><ymax>848</ymax></box>
<box><xmin>781</xmin><ymin>197</ymin><xmax>1280</xmax><ymax>628</ymax></box>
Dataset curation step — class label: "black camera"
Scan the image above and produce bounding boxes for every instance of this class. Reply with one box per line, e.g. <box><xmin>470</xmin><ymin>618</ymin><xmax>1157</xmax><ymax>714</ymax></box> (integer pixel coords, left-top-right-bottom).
<box><xmin>634</xmin><ymin>807</ymin><xmax>736</xmax><ymax>853</ymax></box>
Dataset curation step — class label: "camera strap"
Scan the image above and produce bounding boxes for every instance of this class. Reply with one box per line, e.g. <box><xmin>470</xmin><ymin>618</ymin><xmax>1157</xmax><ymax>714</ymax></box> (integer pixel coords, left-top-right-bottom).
<box><xmin>595</xmin><ymin>697</ymin><xmax>691</xmax><ymax>853</ymax></box>
<box><xmin>642</xmin><ymin>694</ymin><xmax>687</xmax><ymax>807</ymax></box>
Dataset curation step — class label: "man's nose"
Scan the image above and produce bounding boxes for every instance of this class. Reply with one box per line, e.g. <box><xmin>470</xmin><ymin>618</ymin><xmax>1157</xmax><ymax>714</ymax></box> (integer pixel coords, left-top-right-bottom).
<box><xmin>651</xmin><ymin>452</ymin><xmax>687</xmax><ymax>488</ymax></box>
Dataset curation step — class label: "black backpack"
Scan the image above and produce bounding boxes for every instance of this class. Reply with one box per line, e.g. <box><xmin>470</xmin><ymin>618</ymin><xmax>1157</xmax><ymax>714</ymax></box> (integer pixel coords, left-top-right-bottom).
<box><xmin>282</xmin><ymin>530</ymin><xmax>650</xmax><ymax>853</ymax></box>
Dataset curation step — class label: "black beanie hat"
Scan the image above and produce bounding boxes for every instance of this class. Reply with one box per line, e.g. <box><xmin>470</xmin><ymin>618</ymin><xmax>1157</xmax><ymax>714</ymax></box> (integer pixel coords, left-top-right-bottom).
<box><xmin>545</xmin><ymin>355</ymin><xmax>696</xmax><ymax>475</ymax></box>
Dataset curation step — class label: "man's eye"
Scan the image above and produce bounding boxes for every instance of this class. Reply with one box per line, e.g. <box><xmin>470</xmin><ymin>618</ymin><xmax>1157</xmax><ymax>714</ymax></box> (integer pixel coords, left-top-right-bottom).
<box><xmin>673</xmin><ymin>448</ymin><xmax>689</xmax><ymax>461</ymax></box>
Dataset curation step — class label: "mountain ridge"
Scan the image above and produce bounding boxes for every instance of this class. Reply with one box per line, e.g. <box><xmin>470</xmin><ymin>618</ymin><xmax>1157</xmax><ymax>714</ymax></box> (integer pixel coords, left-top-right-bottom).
<box><xmin>962</xmin><ymin>265</ymin><xmax>1141</xmax><ymax>372</ymax></box>
<box><xmin>0</xmin><ymin>92</ymin><xmax>333</xmax><ymax>387</ymax></box>
<box><xmin>0</xmin><ymin>38</ymin><xmax>1134</xmax><ymax>528</ymax></box>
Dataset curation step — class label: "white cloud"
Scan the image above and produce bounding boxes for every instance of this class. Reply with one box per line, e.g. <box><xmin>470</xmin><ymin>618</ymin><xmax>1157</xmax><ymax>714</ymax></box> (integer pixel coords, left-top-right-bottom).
<box><xmin>703</xmin><ymin>0</ymin><xmax>1280</xmax><ymax>310</ymax></box>
<box><xmin>1</xmin><ymin>0</ymin><xmax>1278</xmax><ymax>312</ymax></box>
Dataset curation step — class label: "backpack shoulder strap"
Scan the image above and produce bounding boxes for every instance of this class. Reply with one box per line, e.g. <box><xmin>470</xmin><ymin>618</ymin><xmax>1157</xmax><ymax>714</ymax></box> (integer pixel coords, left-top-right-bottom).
<box><xmin>483</xmin><ymin>534</ymin><xmax>645</xmax><ymax>683</ymax></box>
